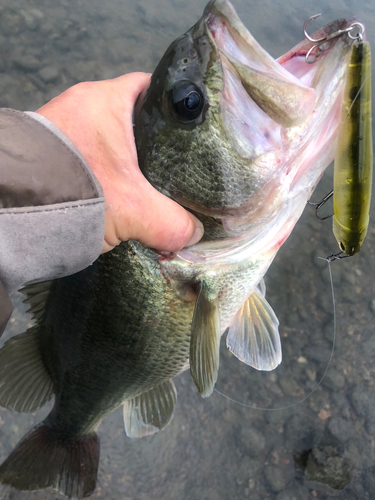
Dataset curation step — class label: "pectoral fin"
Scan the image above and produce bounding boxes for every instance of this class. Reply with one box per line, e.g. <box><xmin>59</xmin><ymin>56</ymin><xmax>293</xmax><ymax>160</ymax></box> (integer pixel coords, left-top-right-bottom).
<box><xmin>257</xmin><ymin>277</ymin><xmax>266</xmax><ymax>297</ymax></box>
<box><xmin>190</xmin><ymin>281</ymin><xmax>221</xmax><ymax>398</ymax></box>
<box><xmin>226</xmin><ymin>287</ymin><xmax>281</xmax><ymax>371</ymax></box>
<box><xmin>123</xmin><ymin>380</ymin><xmax>177</xmax><ymax>438</ymax></box>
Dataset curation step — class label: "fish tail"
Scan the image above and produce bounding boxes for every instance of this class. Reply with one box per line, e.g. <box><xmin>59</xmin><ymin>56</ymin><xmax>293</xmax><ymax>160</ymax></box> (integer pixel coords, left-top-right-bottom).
<box><xmin>0</xmin><ymin>423</ymin><xmax>100</xmax><ymax>498</ymax></box>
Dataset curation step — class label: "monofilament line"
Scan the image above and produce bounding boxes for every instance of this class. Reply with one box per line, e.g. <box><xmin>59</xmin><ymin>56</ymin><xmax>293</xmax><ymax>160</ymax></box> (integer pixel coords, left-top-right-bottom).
<box><xmin>214</xmin><ymin>259</ymin><xmax>336</xmax><ymax>411</ymax></box>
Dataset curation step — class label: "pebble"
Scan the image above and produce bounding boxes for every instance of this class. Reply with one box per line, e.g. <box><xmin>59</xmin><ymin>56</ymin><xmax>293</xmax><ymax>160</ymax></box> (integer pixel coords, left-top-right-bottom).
<box><xmin>346</xmin><ymin>439</ymin><xmax>375</xmax><ymax>469</ymax></box>
<box><xmin>318</xmin><ymin>408</ymin><xmax>331</xmax><ymax>421</ymax></box>
<box><xmin>327</xmin><ymin>416</ymin><xmax>353</xmax><ymax>441</ymax></box>
<box><xmin>0</xmin><ymin>8</ymin><xmax>23</xmax><ymax>35</ymax></box>
<box><xmin>284</xmin><ymin>414</ymin><xmax>322</xmax><ymax>451</ymax></box>
<box><xmin>236</xmin><ymin>456</ymin><xmax>261</xmax><ymax>484</ymax></box>
<box><xmin>276</xmin><ymin>492</ymin><xmax>296</xmax><ymax>500</ymax></box>
<box><xmin>308</xmin><ymin>390</ymin><xmax>331</xmax><ymax>413</ymax></box>
<box><xmin>331</xmin><ymin>393</ymin><xmax>351</xmax><ymax>417</ymax></box>
<box><xmin>306</xmin><ymin>367</ymin><xmax>316</xmax><ymax>382</ymax></box>
<box><xmin>264</xmin><ymin>465</ymin><xmax>287</xmax><ymax>493</ymax></box>
<box><xmin>361</xmin><ymin>334</ymin><xmax>375</xmax><ymax>353</ymax></box>
<box><xmin>276</xmin><ymin>485</ymin><xmax>309</xmax><ymax>500</ymax></box>
<box><xmin>0</xmin><ymin>58</ymin><xmax>7</xmax><ymax>73</ymax></box>
<box><xmin>106</xmin><ymin>38</ymin><xmax>135</xmax><ymax>65</ymax></box>
<box><xmin>303</xmin><ymin>339</ymin><xmax>332</xmax><ymax>362</ymax></box>
<box><xmin>364</xmin><ymin>470</ymin><xmax>375</xmax><ymax>493</ymax></box>
<box><xmin>19</xmin><ymin>8</ymin><xmax>44</xmax><ymax>30</ymax></box>
<box><xmin>13</xmin><ymin>55</ymin><xmax>41</xmax><ymax>72</ymax></box>
<box><xmin>321</xmin><ymin>368</ymin><xmax>345</xmax><ymax>390</ymax></box>
<box><xmin>239</xmin><ymin>427</ymin><xmax>266</xmax><ymax>457</ymax></box>
<box><xmin>279</xmin><ymin>376</ymin><xmax>301</xmax><ymax>397</ymax></box>
<box><xmin>323</xmin><ymin>320</ymin><xmax>335</xmax><ymax>342</ymax></box>
<box><xmin>341</xmin><ymin>286</ymin><xmax>358</xmax><ymax>304</ymax></box>
<box><xmin>38</xmin><ymin>65</ymin><xmax>60</xmax><ymax>84</ymax></box>
<box><xmin>349</xmin><ymin>385</ymin><xmax>375</xmax><ymax>417</ymax></box>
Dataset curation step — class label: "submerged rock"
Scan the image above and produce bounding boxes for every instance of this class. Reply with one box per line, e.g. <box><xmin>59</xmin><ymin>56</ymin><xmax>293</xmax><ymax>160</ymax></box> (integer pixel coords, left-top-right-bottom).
<box><xmin>304</xmin><ymin>445</ymin><xmax>351</xmax><ymax>490</ymax></box>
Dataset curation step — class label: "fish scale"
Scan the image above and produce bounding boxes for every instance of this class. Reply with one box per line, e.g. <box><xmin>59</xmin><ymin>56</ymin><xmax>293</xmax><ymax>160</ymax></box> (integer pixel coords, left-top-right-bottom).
<box><xmin>42</xmin><ymin>241</ymin><xmax>193</xmax><ymax>436</ymax></box>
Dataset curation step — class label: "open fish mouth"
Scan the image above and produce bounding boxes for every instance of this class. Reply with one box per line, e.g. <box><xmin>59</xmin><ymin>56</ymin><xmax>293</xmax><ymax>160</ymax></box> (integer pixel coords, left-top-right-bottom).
<box><xmin>135</xmin><ymin>0</ymin><xmax>360</xmax><ymax>233</ymax></box>
<box><xmin>171</xmin><ymin>0</ymin><xmax>362</xmax><ymax>257</ymax></box>
<box><xmin>205</xmin><ymin>0</ymin><xmax>317</xmax><ymax>128</ymax></box>
<box><xmin>204</xmin><ymin>0</ymin><xmax>358</xmax><ymax>169</ymax></box>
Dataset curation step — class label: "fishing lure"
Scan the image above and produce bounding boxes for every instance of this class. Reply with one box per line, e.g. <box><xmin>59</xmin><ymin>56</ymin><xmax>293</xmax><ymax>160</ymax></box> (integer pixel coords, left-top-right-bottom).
<box><xmin>333</xmin><ymin>34</ymin><xmax>372</xmax><ymax>256</ymax></box>
<box><xmin>305</xmin><ymin>16</ymin><xmax>373</xmax><ymax>257</ymax></box>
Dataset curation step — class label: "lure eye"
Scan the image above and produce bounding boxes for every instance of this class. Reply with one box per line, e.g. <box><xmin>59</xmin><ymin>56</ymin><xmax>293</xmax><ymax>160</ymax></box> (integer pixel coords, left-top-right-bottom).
<box><xmin>171</xmin><ymin>82</ymin><xmax>205</xmax><ymax>121</ymax></box>
<box><xmin>339</xmin><ymin>242</ymin><xmax>345</xmax><ymax>252</ymax></box>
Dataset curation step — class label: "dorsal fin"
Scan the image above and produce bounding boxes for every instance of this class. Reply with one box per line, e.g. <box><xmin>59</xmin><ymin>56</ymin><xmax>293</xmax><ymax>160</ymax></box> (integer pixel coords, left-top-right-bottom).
<box><xmin>190</xmin><ymin>281</ymin><xmax>221</xmax><ymax>398</ymax></box>
<box><xmin>226</xmin><ymin>287</ymin><xmax>281</xmax><ymax>371</ymax></box>
<box><xmin>20</xmin><ymin>281</ymin><xmax>52</xmax><ymax>322</ymax></box>
<box><xmin>123</xmin><ymin>380</ymin><xmax>177</xmax><ymax>438</ymax></box>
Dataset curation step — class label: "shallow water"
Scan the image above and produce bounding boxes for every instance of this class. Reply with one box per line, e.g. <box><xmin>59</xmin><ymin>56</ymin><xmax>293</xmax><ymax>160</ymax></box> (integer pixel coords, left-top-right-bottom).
<box><xmin>1</xmin><ymin>0</ymin><xmax>375</xmax><ymax>499</ymax></box>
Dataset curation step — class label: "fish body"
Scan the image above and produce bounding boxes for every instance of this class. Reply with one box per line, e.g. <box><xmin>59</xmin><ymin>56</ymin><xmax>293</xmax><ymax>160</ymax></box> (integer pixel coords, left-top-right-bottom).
<box><xmin>333</xmin><ymin>40</ymin><xmax>373</xmax><ymax>256</ymax></box>
<box><xmin>0</xmin><ymin>1</ymin><xmax>360</xmax><ymax>498</ymax></box>
<box><xmin>37</xmin><ymin>242</ymin><xmax>192</xmax><ymax>432</ymax></box>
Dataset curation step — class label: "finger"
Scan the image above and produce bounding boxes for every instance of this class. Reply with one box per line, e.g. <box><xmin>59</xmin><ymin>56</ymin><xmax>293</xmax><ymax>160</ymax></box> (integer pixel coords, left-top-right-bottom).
<box><xmin>130</xmin><ymin>189</ymin><xmax>204</xmax><ymax>252</ymax></box>
<box><xmin>105</xmin><ymin>178</ymin><xmax>204</xmax><ymax>253</ymax></box>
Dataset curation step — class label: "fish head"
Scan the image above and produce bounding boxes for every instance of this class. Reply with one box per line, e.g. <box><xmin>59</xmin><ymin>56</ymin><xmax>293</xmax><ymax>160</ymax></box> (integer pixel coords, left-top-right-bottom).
<box><xmin>134</xmin><ymin>0</ymin><xmax>360</xmax><ymax>245</ymax></box>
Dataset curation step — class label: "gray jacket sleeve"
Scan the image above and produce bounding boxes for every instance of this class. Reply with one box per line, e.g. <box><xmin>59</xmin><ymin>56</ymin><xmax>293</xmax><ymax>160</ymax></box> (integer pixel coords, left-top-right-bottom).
<box><xmin>0</xmin><ymin>108</ymin><xmax>106</xmax><ymax>335</ymax></box>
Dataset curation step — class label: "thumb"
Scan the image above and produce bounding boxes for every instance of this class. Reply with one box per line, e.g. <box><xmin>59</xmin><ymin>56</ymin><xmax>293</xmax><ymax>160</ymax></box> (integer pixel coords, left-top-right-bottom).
<box><xmin>119</xmin><ymin>186</ymin><xmax>204</xmax><ymax>252</ymax></box>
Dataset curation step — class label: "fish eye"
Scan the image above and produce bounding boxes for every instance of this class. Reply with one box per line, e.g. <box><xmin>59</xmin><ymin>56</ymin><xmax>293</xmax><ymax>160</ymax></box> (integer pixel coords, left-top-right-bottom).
<box><xmin>171</xmin><ymin>81</ymin><xmax>205</xmax><ymax>122</ymax></box>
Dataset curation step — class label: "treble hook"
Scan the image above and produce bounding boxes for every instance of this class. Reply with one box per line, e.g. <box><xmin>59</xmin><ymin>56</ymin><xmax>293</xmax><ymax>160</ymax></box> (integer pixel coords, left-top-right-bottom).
<box><xmin>304</xmin><ymin>14</ymin><xmax>365</xmax><ymax>64</ymax></box>
<box><xmin>308</xmin><ymin>190</ymin><xmax>333</xmax><ymax>220</ymax></box>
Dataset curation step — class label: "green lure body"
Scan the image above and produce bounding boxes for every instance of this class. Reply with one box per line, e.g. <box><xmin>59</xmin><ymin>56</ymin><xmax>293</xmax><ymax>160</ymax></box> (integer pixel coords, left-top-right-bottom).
<box><xmin>333</xmin><ymin>40</ymin><xmax>373</xmax><ymax>256</ymax></box>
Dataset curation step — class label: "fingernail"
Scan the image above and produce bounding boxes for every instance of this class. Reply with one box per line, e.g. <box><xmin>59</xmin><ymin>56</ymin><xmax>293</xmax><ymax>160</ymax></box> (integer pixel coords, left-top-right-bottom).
<box><xmin>185</xmin><ymin>218</ymin><xmax>204</xmax><ymax>247</ymax></box>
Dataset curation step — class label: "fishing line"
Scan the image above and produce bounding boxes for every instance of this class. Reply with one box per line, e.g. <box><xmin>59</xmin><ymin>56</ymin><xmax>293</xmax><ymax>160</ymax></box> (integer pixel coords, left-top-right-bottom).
<box><xmin>214</xmin><ymin>31</ymin><xmax>366</xmax><ymax>412</ymax></box>
<box><xmin>214</xmin><ymin>258</ymin><xmax>336</xmax><ymax>411</ymax></box>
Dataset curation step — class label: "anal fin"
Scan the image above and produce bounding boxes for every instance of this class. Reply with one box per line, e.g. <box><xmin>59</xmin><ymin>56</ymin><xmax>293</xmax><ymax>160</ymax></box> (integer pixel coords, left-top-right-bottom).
<box><xmin>123</xmin><ymin>380</ymin><xmax>177</xmax><ymax>438</ymax></box>
<box><xmin>226</xmin><ymin>286</ymin><xmax>281</xmax><ymax>371</ymax></box>
<box><xmin>190</xmin><ymin>281</ymin><xmax>221</xmax><ymax>398</ymax></box>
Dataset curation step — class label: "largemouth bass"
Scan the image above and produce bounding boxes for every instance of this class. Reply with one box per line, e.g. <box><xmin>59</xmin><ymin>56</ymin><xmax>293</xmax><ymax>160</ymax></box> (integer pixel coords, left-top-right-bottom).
<box><xmin>0</xmin><ymin>1</ymin><xmax>360</xmax><ymax>497</ymax></box>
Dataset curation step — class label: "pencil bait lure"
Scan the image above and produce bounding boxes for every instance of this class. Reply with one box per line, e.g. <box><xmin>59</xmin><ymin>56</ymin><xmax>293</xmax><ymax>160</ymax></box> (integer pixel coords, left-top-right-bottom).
<box><xmin>333</xmin><ymin>36</ymin><xmax>373</xmax><ymax>256</ymax></box>
<box><xmin>305</xmin><ymin>15</ymin><xmax>373</xmax><ymax>257</ymax></box>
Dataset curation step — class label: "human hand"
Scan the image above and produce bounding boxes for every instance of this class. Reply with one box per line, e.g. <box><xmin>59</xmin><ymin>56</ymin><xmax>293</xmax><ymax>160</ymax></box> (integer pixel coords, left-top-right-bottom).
<box><xmin>36</xmin><ymin>73</ymin><xmax>204</xmax><ymax>253</ymax></box>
